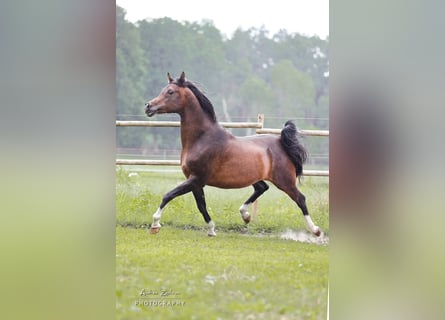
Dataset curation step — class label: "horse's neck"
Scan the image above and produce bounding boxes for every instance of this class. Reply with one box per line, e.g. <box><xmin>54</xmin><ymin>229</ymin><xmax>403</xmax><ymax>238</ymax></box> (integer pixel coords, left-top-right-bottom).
<box><xmin>180</xmin><ymin>108</ymin><xmax>221</xmax><ymax>149</ymax></box>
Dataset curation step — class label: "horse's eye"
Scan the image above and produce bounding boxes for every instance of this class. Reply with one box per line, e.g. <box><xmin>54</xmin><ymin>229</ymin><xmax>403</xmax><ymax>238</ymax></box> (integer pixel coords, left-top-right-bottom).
<box><xmin>167</xmin><ymin>89</ymin><xmax>174</xmax><ymax>95</ymax></box>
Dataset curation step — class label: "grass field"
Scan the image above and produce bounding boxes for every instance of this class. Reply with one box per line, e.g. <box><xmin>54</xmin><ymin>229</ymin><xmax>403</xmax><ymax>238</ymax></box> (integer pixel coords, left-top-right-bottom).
<box><xmin>116</xmin><ymin>167</ymin><xmax>329</xmax><ymax>319</ymax></box>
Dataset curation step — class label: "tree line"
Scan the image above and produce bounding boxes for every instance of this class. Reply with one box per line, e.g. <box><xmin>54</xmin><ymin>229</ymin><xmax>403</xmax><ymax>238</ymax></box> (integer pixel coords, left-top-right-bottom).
<box><xmin>116</xmin><ymin>5</ymin><xmax>329</xmax><ymax>163</ymax></box>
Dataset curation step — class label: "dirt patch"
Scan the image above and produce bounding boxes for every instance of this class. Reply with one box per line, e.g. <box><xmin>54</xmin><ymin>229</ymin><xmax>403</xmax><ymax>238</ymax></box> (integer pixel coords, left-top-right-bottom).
<box><xmin>279</xmin><ymin>229</ymin><xmax>329</xmax><ymax>245</ymax></box>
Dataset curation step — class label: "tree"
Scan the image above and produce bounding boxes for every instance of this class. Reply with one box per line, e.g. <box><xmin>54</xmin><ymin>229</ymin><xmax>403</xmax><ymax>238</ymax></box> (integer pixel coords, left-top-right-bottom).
<box><xmin>116</xmin><ymin>6</ymin><xmax>148</xmax><ymax>147</ymax></box>
<box><xmin>270</xmin><ymin>60</ymin><xmax>316</xmax><ymax>127</ymax></box>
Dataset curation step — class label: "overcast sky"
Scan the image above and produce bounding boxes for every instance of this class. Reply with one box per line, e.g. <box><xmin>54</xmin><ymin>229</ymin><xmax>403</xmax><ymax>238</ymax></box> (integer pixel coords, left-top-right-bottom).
<box><xmin>116</xmin><ymin>0</ymin><xmax>329</xmax><ymax>39</ymax></box>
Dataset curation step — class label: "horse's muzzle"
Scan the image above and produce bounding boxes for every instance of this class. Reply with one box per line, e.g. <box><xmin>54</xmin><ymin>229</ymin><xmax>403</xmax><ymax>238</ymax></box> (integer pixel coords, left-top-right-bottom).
<box><xmin>145</xmin><ymin>103</ymin><xmax>156</xmax><ymax>117</ymax></box>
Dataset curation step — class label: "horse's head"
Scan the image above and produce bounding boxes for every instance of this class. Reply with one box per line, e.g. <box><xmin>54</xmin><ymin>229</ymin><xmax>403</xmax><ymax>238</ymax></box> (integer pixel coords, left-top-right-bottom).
<box><xmin>145</xmin><ymin>72</ymin><xmax>186</xmax><ymax>117</ymax></box>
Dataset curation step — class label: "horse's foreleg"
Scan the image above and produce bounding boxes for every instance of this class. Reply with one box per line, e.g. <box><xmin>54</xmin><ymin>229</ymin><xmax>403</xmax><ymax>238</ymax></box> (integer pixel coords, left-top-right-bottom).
<box><xmin>239</xmin><ymin>181</ymin><xmax>269</xmax><ymax>224</ymax></box>
<box><xmin>150</xmin><ymin>178</ymin><xmax>195</xmax><ymax>234</ymax></box>
<box><xmin>192</xmin><ymin>188</ymin><xmax>216</xmax><ymax>236</ymax></box>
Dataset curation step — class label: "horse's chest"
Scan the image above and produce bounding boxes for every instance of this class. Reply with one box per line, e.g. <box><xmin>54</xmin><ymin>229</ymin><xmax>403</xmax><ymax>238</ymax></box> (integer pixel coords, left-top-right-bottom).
<box><xmin>180</xmin><ymin>146</ymin><xmax>215</xmax><ymax>176</ymax></box>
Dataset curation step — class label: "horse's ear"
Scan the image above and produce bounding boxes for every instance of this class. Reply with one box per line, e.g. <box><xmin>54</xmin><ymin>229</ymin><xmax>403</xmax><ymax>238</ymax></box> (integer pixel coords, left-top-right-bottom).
<box><xmin>179</xmin><ymin>71</ymin><xmax>186</xmax><ymax>83</ymax></box>
<box><xmin>167</xmin><ymin>72</ymin><xmax>174</xmax><ymax>83</ymax></box>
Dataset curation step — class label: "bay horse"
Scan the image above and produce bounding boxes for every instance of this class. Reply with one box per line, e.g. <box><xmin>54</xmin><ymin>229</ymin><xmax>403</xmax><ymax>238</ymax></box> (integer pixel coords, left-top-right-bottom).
<box><xmin>144</xmin><ymin>72</ymin><xmax>321</xmax><ymax>237</ymax></box>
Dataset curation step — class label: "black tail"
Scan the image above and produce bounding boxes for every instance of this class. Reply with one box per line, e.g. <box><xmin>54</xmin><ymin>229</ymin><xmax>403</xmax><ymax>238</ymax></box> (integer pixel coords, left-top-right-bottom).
<box><xmin>280</xmin><ymin>120</ymin><xmax>308</xmax><ymax>178</ymax></box>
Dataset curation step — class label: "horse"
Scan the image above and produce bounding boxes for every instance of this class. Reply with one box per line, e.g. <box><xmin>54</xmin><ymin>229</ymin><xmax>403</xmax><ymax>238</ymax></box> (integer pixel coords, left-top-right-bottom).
<box><xmin>144</xmin><ymin>72</ymin><xmax>321</xmax><ymax>237</ymax></box>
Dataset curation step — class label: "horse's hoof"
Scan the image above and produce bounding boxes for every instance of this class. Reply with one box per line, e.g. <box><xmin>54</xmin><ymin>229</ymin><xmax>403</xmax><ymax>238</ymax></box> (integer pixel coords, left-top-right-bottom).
<box><xmin>150</xmin><ymin>227</ymin><xmax>160</xmax><ymax>234</ymax></box>
<box><xmin>207</xmin><ymin>232</ymin><xmax>217</xmax><ymax>237</ymax></box>
<box><xmin>243</xmin><ymin>215</ymin><xmax>251</xmax><ymax>224</ymax></box>
<box><xmin>313</xmin><ymin>228</ymin><xmax>321</xmax><ymax>237</ymax></box>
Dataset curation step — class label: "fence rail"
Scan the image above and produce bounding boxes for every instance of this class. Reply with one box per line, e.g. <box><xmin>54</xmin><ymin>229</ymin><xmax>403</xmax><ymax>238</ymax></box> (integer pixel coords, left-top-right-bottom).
<box><xmin>256</xmin><ymin>128</ymin><xmax>329</xmax><ymax>136</ymax></box>
<box><xmin>116</xmin><ymin>114</ymin><xmax>329</xmax><ymax>176</ymax></box>
<box><xmin>116</xmin><ymin>120</ymin><xmax>263</xmax><ymax>129</ymax></box>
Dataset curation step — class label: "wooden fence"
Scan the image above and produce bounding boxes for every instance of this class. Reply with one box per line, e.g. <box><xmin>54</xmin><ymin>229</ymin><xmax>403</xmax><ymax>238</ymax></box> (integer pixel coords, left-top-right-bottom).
<box><xmin>116</xmin><ymin>114</ymin><xmax>329</xmax><ymax>176</ymax></box>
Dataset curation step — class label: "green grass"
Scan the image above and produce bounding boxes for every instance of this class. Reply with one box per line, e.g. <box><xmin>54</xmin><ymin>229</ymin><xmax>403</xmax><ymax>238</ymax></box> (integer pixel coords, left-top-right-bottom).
<box><xmin>116</xmin><ymin>167</ymin><xmax>329</xmax><ymax>319</ymax></box>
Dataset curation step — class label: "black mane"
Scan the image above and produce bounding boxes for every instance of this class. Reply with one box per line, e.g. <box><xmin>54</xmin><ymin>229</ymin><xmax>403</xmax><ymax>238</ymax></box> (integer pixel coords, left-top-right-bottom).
<box><xmin>174</xmin><ymin>78</ymin><xmax>217</xmax><ymax>122</ymax></box>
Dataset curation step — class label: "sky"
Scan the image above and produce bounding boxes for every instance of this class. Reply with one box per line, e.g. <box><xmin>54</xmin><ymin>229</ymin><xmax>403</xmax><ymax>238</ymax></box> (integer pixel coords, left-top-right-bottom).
<box><xmin>116</xmin><ymin>0</ymin><xmax>329</xmax><ymax>39</ymax></box>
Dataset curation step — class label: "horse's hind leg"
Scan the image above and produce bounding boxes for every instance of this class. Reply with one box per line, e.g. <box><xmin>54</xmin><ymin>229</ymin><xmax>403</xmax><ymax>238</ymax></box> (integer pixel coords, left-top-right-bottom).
<box><xmin>192</xmin><ymin>188</ymin><xmax>216</xmax><ymax>236</ymax></box>
<box><xmin>239</xmin><ymin>181</ymin><xmax>269</xmax><ymax>224</ymax></box>
<box><xmin>275</xmin><ymin>182</ymin><xmax>321</xmax><ymax>236</ymax></box>
<box><xmin>295</xmin><ymin>191</ymin><xmax>321</xmax><ymax>236</ymax></box>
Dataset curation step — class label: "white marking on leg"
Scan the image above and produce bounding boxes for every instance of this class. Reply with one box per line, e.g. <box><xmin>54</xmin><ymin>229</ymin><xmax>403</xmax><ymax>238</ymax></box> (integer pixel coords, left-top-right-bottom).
<box><xmin>304</xmin><ymin>215</ymin><xmax>321</xmax><ymax>235</ymax></box>
<box><xmin>207</xmin><ymin>220</ymin><xmax>216</xmax><ymax>236</ymax></box>
<box><xmin>151</xmin><ymin>207</ymin><xmax>163</xmax><ymax>228</ymax></box>
<box><xmin>239</xmin><ymin>203</ymin><xmax>250</xmax><ymax>221</ymax></box>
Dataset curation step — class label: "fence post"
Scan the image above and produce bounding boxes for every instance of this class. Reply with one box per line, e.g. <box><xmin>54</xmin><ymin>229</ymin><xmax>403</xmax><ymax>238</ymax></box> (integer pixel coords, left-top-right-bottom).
<box><xmin>253</xmin><ymin>114</ymin><xmax>264</xmax><ymax>219</ymax></box>
<box><xmin>252</xmin><ymin>200</ymin><xmax>259</xmax><ymax>222</ymax></box>
<box><xmin>257</xmin><ymin>114</ymin><xmax>264</xmax><ymax>133</ymax></box>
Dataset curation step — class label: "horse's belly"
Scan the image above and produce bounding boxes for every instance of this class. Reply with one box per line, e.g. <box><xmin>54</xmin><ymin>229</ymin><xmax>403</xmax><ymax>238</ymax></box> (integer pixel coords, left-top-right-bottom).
<box><xmin>206</xmin><ymin>153</ymin><xmax>270</xmax><ymax>188</ymax></box>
